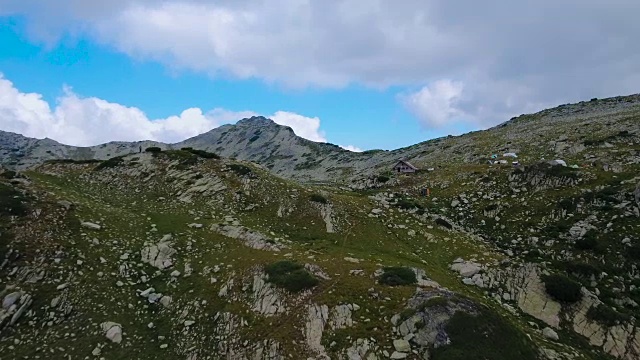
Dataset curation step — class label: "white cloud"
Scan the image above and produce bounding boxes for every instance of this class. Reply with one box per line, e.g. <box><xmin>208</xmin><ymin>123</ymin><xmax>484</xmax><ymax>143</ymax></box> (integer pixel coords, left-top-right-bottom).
<box><xmin>0</xmin><ymin>74</ymin><xmax>327</xmax><ymax>146</ymax></box>
<box><xmin>400</xmin><ymin>80</ymin><xmax>467</xmax><ymax>128</ymax></box>
<box><xmin>270</xmin><ymin>111</ymin><xmax>326</xmax><ymax>142</ymax></box>
<box><xmin>340</xmin><ymin>145</ymin><xmax>363</xmax><ymax>152</ymax></box>
<box><xmin>2</xmin><ymin>0</ymin><xmax>640</xmax><ymax>128</ymax></box>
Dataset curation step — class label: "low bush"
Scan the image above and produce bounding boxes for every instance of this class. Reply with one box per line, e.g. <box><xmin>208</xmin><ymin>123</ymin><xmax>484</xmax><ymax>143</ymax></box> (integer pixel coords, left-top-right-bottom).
<box><xmin>565</xmin><ymin>261</ymin><xmax>600</xmax><ymax>278</ymax></box>
<box><xmin>187</xmin><ymin>149</ymin><xmax>220</xmax><ymax>159</ymax></box>
<box><xmin>379</xmin><ymin>267</ymin><xmax>417</xmax><ymax>286</ymax></box>
<box><xmin>0</xmin><ymin>170</ymin><xmax>17</xmax><ymax>179</ymax></box>
<box><xmin>627</xmin><ymin>245</ymin><xmax>640</xmax><ymax>260</ymax></box>
<box><xmin>228</xmin><ymin>164</ymin><xmax>252</xmax><ymax>176</ymax></box>
<box><xmin>376</xmin><ymin>175</ymin><xmax>390</xmax><ymax>183</ymax></box>
<box><xmin>94</xmin><ymin>156</ymin><xmax>125</xmax><ymax>171</ymax></box>
<box><xmin>420</xmin><ymin>296</ymin><xmax>449</xmax><ymax>310</ymax></box>
<box><xmin>586</xmin><ymin>304</ymin><xmax>629</xmax><ymax>327</ymax></box>
<box><xmin>431</xmin><ymin>308</ymin><xmax>538</xmax><ymax>360</ymax></box>
<box><xmin>395</xmin><ymin>198</ymin><xmax>423</xmax><ymax>210</ymax></box>
<box><xmin>0</xmin><ymin>183</ymin><xmax>27</xmax><ymax>216</ymax></box>
<box><xmin>265</xmin><ymin>260</ymin><xmax>319</xmax><ymax>293</ymax></box>
<box><xmin>309</xmin><ymin>193</ymin><xmax>328</xmax><ymax>204</ymax></box>
<box><xmin>575</xmin><ymin>231</ymin><xmax>598</xmax><ymax>251</ymax></box>
<box><xmin>542</xmin><ymin>274</ymin><xmax>583</xmax><ymax>303</ymax></box>
<box><xmin>145</xmin><ymin>147</ymin><xmax>162</xmax><ymax>153</ymax></box>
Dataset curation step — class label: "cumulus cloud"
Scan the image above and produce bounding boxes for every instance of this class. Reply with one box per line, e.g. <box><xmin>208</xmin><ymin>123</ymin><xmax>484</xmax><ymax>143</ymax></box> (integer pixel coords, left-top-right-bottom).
<box><xmin>400</xmin><ymin>80</ymin><xmax>467</xmax><ymax>128</ymax></box>
<box><xmin>2</xmin><ymin>0</ymin><xmax>640</xmax><ymax>127</ymax></box>
<box><xmin>0</xmin><ymin>74</ymin><xmax>327</xmax><ymax>146</ymax></box>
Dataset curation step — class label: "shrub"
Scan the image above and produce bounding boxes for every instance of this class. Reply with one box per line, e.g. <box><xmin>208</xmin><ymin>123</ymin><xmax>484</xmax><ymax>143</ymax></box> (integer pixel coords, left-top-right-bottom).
<box><xmin>94</xmin><ymin>156</ymin><xmax>125</xmax><ymax>171</ymax></box>
<box><xmin>627</xmin><ymin>245</ymin><xmax>640</xmax><ymax>260</ymax></box>
<box><xmin>265</xmin><ymin>260</ymin><xmax>319</xmax><ymax>293</ymax></box>
<box><xmin>565</xmin><ymin>261</ymin><xmax>600</xmax><ymax>278</ymax></box>
<box><xmin>395</xmin><ymin>198</ymin><xmax>423</xmax><ymax>210</ymax></box>
<box><xmin>0</xmin><ymin>170</ymin><xmax>17</xmax><ymax>179</ymax></box>
<box><xmin>187</xmin><ymin>149</ymin><xmax>220</xmax><ymax>159</ymax></box>
<box><xmin>309</xmin><ymin>193</ymin><xmax>328</xmax><ymax>204</ymax></box>
<box><xmin>379</xmin><ymin>267</ymin><xmax>417</xmax><ymax>286</ymax></box>
<box><xmin>431</xmin><ymin>308</ymin><xmax>538</xmax><ymax>360</ymax></box>
<box><xmin>542</xmin><ymin>274</ymin><xmax>582</xmax><ymax>303</ymax></box>
<box><xmin>575</xmin><ymin>231</ymin><xmax>598</xmax><ymax>251</ymax></box>
<box><xmin>420</xmin><ymin>296</ymin><xmax>449</xmax><ymax>310</ymax></box>
<box><xmin>0</xmin><ymin>183</ymin><xmax>27</xmax><ymax>216</ymax></box>
<box><xmin>435</xmin><ymin>218</ymin><xmax>453</xmax><ymax>229</ymax></box>
<box><xmin>228</xmin><ymin>164</ymin><xmax>252</xmax><ymax>176</ymax></box>
<box><xmin>145</xmin><ymin>147</ymin><xmax>162</xmax><ymax>153</ymax></box>
<box><xmin>376</xmin><ymin>175</ymin><xmax>390</xmax><ymax>183</ymax></box>
<box><xmin>586</xmin><ymin>304</ymin><xmax>629</xmax><ymax>327</ymax></box>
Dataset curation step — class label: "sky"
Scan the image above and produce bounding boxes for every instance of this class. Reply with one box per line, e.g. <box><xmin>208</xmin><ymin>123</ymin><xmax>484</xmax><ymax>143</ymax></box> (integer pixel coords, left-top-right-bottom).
<box><xmin>0</xmin><ymin>1</ymin><xmax>639</xmax><ymax>151</ymax></box>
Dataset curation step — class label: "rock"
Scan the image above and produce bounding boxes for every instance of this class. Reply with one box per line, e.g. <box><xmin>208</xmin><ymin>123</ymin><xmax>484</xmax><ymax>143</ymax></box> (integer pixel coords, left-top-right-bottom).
<box><xmin>141</xmin><ymin>240</ymin><xmax>176</xmax><ymax>269</ymax></box>
<box><xmin>81</xmin><ymin>222</ymin><xmax>101</xmax><ymax>230</ymax></box>
<box><xmin>251</xmin><ymin>274</ymin><xmax>283</xmax><ymax>315</ymax></box>
<box><xmin>390</xmin><ymin>351</ymin><xmax>408</xmax><ymax>359</ymax></box>
<box><xmin>57</xmin><ymin>200</ymin><xmax>73</xmax><ymax>210</ymax></box>
<box><xmin>170</xmin><ymin>270</ymin><xmax>181</xmax><ymax>277</ymax></box>
<box><xmin>329</xmin><ymin>304</ymin><xmax>353</xmax><ymax>330</ymax></box>
<box><xmin>393</xmin><ymin>339</ymin><xmax>411</xmax><ymax>352</ymax></box>
<box><xmin>101</xmin><ymin>322</ymin><xmax>123</xmax><ymax>343</ymax></box>
<box><xmin>159</xmin><ymin>296</ymin><xmax>172</xmax><ymax>308</ymax></box>
<box><xmin>210</xmin><ymin>224</ymin><xmax>281</xmax><ymax>251</ymax></box>
<box><xmin>450</xmin><ymin>261</ymin><xmax>482</xmax><ymax>277</ymax></box>
<box><xmin>344</xmin><ymin>257</ymin><xmax>360</xmax><ymax>263</ymax></box>
<box><xmin>56</xmin><ymin>283</ymin><xmax>68</xmax><ymax>290</ymax></box>
<box><xmin>2</xmin><ymin>292</ymin><xmax>21</xmax><ymax>309</ymax></box>
<box><xmin>188</xmin><ymin>223</ymin><xmax>203</xmax><ymax>229</ymax></box>
<box><xmin>542</xmin><ymin>327</ymin><xmax>559</xmax><ymax>341</ymax></box>
<box><xmin>305</xmin><ymin>304</ymin><xmax>329</xmax><ymax>356</ymax></box>
<box><xmin>371</xmin><ymin>208</ymin><xmax>383</xmax><ymax>215</ymax></box>
<box><xmin>634</xmin><ymin>182</ymin><xmax>640</xmax><ymax>206</ymax></box>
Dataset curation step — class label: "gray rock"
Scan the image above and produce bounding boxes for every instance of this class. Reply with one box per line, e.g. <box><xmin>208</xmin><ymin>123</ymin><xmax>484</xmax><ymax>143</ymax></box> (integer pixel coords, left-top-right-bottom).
<box><xmin>81</xmin><ymin>222</ymin><xmax>101</xmax><ymax>230</ymax></box>
<box><xmin>141</xmin><ymin>241</ymin><xmax>176</xmax><ymax>269</ymax></box>
<box><xmin>390</xmin><ymin>351</ymin><xmax>408</xmax><ymax>359</ymax></box>
<box><xmin>393</xmin><ymin>339</ymin><xmax>411</xmax><ymax>352</ymax></box>
<box><xmin>2</xmin><ymin>291</ymin><xmax>21</xmax><ymax>309</ymax></box>
<box><xmin>542</xmin><ymin>327</ymin><xmax>559</xmax><ymax>341</ymax></box>
<box><xmin>101</xmin><ymin>322</ymin><xmax>123</xmax><ymax>343</ymax></box>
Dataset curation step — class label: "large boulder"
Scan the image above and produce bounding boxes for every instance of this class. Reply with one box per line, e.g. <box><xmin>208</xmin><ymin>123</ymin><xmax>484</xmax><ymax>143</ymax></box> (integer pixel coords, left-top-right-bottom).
<box><xmin>141</xmin><ymin>241</ymin><xmax>176</xmax><ymax>269</ymax></box>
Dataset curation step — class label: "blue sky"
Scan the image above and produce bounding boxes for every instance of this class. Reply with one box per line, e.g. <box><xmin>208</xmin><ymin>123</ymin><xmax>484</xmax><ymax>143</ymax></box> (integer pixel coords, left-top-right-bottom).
<box><xmin>0</xmin><ymin>1</ymin><xmax>638</xmax><ymax>150</ymax></box>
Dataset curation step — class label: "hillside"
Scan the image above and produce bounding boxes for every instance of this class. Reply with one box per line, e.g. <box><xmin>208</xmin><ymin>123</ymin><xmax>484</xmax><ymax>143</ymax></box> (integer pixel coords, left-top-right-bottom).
<box><xmin>0</xmin><ymin>94</ymin><xmax>640</xmax><ymax>359</ymax></box>
<box><xmin>2</xmin><ymin>94</ymin><xmax>639</xmax><ymax>185</ymax></box>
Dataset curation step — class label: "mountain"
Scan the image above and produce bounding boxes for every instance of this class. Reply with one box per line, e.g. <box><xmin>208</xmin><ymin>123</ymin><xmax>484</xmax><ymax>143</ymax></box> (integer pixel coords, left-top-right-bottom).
<box><xmin>0</xmin><ymin>94</ymin><xmax>640</xmax><ymax>359</ymax></box>
<box><xmin>2</xmin><ymin>94</ymin><xmax>640</xmax><ymax>185</ymax></box>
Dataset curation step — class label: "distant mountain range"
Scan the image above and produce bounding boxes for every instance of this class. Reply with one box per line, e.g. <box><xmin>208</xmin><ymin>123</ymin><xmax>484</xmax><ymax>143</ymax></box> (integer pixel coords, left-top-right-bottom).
<box><xmin>2</xmin><ymin>94</ymin><xmax>639</xmax><ymax>183</ymax></box>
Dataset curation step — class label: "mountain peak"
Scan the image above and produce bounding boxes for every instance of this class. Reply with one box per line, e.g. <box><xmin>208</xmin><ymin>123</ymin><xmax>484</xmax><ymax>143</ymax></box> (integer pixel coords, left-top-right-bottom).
<box><xmin>236</xmin><ymin>116</ymin><xmax>275</xmax><ymax>126</ymax></box>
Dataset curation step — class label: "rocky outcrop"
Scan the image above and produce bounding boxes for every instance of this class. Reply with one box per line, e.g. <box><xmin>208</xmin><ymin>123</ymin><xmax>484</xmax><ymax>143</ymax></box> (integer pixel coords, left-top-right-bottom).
<box><xmin>305</xmin><ymin>304</ymin><xmax>329</xmax><ymax>358</ymax></box>
<box><xmin>140</xmin><ymin>240</ymin><xmax>177</xmax><ymax>269</ymax></box>
<box><xmin>314</xmin><ymin>202</ymin><xmax>336</xmax><ymax>233</ymax></box>
<box><xmin>251</xmin><ymin>274</ymin><xmax>284</xmax><ymax>316</ymax></box>
<box><xmin>211</xmin><ymin>224</ymin><xmax>282</xmax><ymax>251</ymax></box>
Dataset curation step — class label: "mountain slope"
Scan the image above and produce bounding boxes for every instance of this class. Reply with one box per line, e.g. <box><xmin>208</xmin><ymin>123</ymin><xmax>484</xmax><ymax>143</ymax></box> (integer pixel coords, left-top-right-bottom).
<box><xmin>1</xmin><ymin>94</ymin><xmax>640</xmax><ymax>185</ymax></box>
<box><xmin>0</xmin><ymin>93</ymin><xmax>639</xmax><ymax>360</ymax></box>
